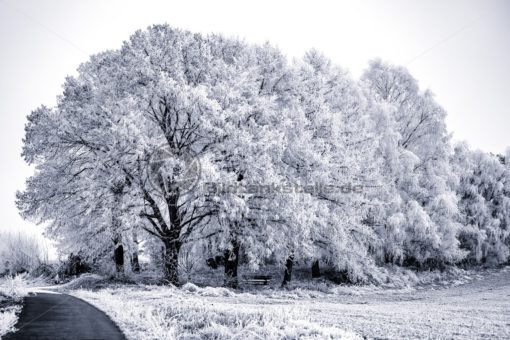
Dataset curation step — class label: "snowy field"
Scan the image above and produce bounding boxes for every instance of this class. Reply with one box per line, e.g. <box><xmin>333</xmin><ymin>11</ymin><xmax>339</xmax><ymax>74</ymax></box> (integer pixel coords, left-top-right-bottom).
<box><xmin>70</xmin><ymin>266</ymin><xmax>510</xmax><ymax>339</ymax></box>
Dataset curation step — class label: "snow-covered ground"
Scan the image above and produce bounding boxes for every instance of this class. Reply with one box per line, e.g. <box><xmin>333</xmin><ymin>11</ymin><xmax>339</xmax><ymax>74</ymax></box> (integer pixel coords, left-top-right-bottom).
<box><xmin>70</xmin><ymin>266</ymin><xmax>510</xmax><ymax>339</ymax></box>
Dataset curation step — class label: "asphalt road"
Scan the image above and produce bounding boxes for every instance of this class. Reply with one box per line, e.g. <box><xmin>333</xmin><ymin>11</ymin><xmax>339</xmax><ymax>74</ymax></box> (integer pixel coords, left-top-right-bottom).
<box><xmin>3</xmin><ymin>292</ymin><xmax>126</xmax><ymax>340</ymax></box>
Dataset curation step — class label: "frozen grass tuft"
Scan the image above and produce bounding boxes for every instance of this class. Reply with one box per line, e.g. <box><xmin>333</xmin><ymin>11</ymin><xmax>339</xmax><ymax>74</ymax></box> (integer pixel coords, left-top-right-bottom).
<box><xmin>0</xmin><ymin>274</ymin><xmax>30</xmax><ymax>337</ymax></box>
<box><xmin>0</xmin><ymin>306</ymin><xmax>21</xmax><ymax>339</ymax></box>
<box><xmin>0</xmin><ymin>274</ymin><xmax>30</xmax><ymax>302</ymax></box>
<box><xmin>0</xmin><ymin>305</ymin><xmax>22</xmax><ymax>337</ymax></box>
<box><xmin>56</xmin><ymin>273</ymin><xmax>108</xmax><ymax>290</ymax></box>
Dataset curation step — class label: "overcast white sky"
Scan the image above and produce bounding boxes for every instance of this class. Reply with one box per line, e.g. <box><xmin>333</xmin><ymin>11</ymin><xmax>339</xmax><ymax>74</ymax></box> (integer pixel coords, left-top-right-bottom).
<box><xmin>0</xmin><ymin>0</ymin><xmax>509</xmax><ymax>240</ymax></box>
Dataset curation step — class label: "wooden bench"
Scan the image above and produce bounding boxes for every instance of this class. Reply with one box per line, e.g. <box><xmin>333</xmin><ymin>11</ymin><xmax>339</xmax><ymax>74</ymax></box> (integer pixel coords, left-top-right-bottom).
<box><xmin>242</xmin><ymin>275</ymin><xmax>272</xmax><ymax>285</ymax></box>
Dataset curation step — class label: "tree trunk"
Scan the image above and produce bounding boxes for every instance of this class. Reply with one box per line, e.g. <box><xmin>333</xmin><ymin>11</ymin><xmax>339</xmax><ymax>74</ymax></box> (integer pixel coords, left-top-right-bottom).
<box><xmin>281</xmin><ymin>254</ymin><xmax>294</xmax><ymax>287</ymax></box>
<box><xmin>224</xmin><ymin>239</ymin><xmax>240</xmax><ymax>288</ymax></box>
<box><xmin>163</xmin><ymin>241</ymin><xmax>181</xmax><ymax>285</ymax></box>
<box><xmin>113</xmin><ymin>241</ymin><xmax>124</xmax><ymax>274</ymax></box>
<box><xmin>131</xmin><ymin>232</ymin><xmax>140</xmax><ymax>273</ymax></box>
<box><xmin>131</xmin><ymin>250</ymin><xmax>140</xmax><ymax>273</ymax></box>
<box><xmin>312</xmin><ymin>259</ymin><xmax>321</xmax><ymax>278</ymax></box>
<box><xmin>111</xmin><ymin>183</ymin><xmax>125</xmax><ymax>274</ymax></box>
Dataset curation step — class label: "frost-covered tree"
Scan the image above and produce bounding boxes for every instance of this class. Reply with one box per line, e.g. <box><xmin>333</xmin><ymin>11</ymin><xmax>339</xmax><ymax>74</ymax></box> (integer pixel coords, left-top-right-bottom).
<box><xmin>362</xmin><ymin>59</ymin><xmax>465</xmax><ymax>268</ymax></box>
<box><xmin>170</xmin><ymin>42</ymin><xmax>294</xmax><ymax>287</ymax></box>
<box><xmin>18</xmin><ymin>26</ymin><xmax>315</xmax><ymax>285</ymax></box>
<box><xmin>452</xmin><ymin>143</ymin><xmax>510</xmax><ymax>264</ymax></box>
<box><xmin>272</xmin><ymin>51</ymin><xmax>385</xmax><ymax>284</ymax></box>
<box><xmin>16</xmin><ymin>82</ymin><xmax>135</xmax><ymax>274</ymax></box>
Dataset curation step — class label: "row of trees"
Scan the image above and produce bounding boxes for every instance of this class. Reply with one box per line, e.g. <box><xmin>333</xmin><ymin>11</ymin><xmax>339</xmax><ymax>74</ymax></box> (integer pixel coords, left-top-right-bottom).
<box><xmin>17</xmin><ymin>25</ymin><xmax>510</xmax><ymax>287</ymax></box>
